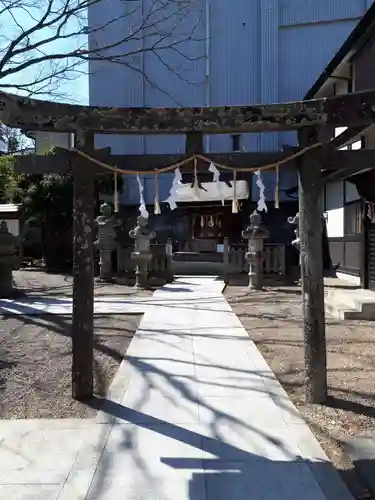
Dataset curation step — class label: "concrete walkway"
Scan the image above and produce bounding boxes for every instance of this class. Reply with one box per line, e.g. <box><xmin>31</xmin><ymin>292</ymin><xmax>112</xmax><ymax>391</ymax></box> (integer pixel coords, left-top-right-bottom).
<box><xmin>1</xmin><ymin>277</ymin><xmax>353</xmax><ymax>499</ymax></box>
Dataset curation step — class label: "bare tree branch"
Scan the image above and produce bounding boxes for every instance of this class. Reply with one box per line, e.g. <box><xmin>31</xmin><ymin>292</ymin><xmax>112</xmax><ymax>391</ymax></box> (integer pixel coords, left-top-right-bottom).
<box><xmin>0</xmin><ymin>122</ymin><xmax>32</xmax><ymax>153</ymax></box>
<box><xmin>0</xmin><ymin>0</ymin><xmax>206</xmax><ymax>100</ymax></box>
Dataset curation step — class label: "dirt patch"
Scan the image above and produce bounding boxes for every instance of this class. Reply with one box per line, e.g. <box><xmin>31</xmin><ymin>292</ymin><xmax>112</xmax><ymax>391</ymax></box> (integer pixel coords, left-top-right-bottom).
<box><xmin>225</xmin><ymin>284</ymin><xmax>375</xmax><ymax>499</ymax></box>
<box><xmin>0</xmin><ymin>314</ymin><xmax>141</xmax><ymax>419</ymax></box>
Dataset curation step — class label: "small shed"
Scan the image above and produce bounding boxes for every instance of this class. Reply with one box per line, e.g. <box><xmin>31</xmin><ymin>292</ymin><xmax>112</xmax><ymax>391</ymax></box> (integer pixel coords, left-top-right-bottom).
<box><xmin>0</xmin><ymin>203</ymin><xmax>21</xmax><ymax>236</ymax></box>
<box><xmin>0</xmin><ymin>203</ymin><xmax>22</xmax><ymax>265</ymax></box>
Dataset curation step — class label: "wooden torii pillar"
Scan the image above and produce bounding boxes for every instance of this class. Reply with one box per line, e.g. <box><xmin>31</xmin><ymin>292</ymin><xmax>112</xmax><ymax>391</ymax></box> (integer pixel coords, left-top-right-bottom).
<box><xmin>298</xmin><ymin>127</ymin><xmax>327</xmax><ymax>403</ymax></box>
<box><xmin>71</xmin><ymin>132</ymin><xmax>95</xmax><ymax>400</ymax></box>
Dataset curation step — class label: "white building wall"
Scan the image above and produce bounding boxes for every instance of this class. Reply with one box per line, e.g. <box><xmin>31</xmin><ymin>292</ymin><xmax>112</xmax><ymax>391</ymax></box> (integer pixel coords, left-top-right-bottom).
<box><xmin>31</xmin><ymin>132</ymin><xmax>72</xmax><ymax>154</ymax></box>
<box><xmin>325</xmin><ymin>181</ymin><xmax>344</xmax><ymax>237</ymax></box>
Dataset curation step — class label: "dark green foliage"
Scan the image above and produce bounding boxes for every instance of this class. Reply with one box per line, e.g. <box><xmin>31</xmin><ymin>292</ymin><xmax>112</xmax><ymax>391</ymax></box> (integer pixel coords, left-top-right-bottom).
<box><xmin>0</xmin><ymin>156</ymin><xmax>19</xmax><ymax>203</ymax></box>
<box><xmin>1</xmin><ymin>154</ymin><xmax>124</xmax><ymax>268</ymax></box>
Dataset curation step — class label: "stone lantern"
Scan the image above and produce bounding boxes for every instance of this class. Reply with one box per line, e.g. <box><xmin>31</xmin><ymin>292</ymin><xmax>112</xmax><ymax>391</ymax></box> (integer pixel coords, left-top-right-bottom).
<box><xmin>129</xmin><ymin>215</ymin><xmax>155</xmax><ymax>289</ymax></box>
<box><xmin>242</xmin><ymin>210</ymin><xmax>269</xmax><ymax>290</ymax></box>
<box><xmin>0</xmin><ymin>221</ymin><xmax>19</xmax><ymax>297</ymax></box>
<box><xmin>94</xmin><ymin>203</ymin><xmax>120</xmax><ymax>282</ymax></box>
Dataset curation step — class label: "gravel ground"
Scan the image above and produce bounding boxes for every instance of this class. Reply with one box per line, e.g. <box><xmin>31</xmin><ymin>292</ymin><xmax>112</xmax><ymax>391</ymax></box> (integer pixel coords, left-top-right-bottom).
<box><xmin>0</xmin><ymin>314</ymin><xmax>141</xmax><ymax>419</ymax></box>
<box><xmin>225</xmin><ymin>284</ymin><xmax>375</xmax><ymax>499</ymax></box>
<box><xmin>1</xmin><ymin>270</ymin><xmax>151</xmax><ymax>419</ymax></box>
<box><xmin>13</xmin><ymin>268</ymin><xmax>155</xmax><ymax>297</ymax></box>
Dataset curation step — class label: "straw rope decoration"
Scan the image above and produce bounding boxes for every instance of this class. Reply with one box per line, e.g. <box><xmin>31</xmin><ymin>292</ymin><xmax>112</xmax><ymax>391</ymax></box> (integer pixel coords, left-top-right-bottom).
<box><xmin>193</xmin><ymin>156</ymin><xmax>201</xmax><ymax>200</ymax></box>
<box><xmin>57</xmin><ymin>141</ymin><xmax>322</xmax><ymax>211</ymax></box>
<box><xmin>275</xmin><ymin>164</ymin><xmax>280</xmax><ymax>209</ymax></box>
<box><xmin>69</xmin><ymin>141</ymin><xmax>321</xmax><ymax>176</ymax></box>
<box><xmin>232</xmin><ymin>169</ymin><xmax>238</xmax><ymax>214</ymax></box>
<box><xmin>113</xmin><ymin>171</ymin><xmax>119</xmax><ymax>212</ymax></box>
<box><xmin>154</xmin><ymin>172</ymin><xmax>161</xmax><ymax>214</ymax></box>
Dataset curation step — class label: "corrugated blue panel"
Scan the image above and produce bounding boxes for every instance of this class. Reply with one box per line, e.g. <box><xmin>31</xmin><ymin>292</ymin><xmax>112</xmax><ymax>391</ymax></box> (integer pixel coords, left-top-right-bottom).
<box><xmin>278</xmin><ymin>19</ymin><xmax>357</xmax><ymax>147</ymax></box>
<box><xmin>279</xmin><ymin>20</ymin><xmax>358</xmax><ymax>103</ymax></box>
<box><xmin>208</xmin><ymin>0</ymin><xmax>260</xmax><ymax>153</ymax></box>
<box><xmin>120</xmin><ymin>173</ymin><xmax>174</xmax><ymax>206</ymax></box>
<box><xmin>251</xmin><ymin>168</ymin><xmax>297</xmax><ymax>203</ymax></box>
<box><xmin>144</xmin><ymin>135</ymin><xmax>185</xmax><ymax>154</ymax></box>
<box><xmin>88</xmin><ymin>0</ymin><xmax>143</xmax><ymax>108</ymax></box>
<box><xmin>142</xmin><ymin>0</ymin><xmax>206</xmax><ymax>110</ymax></box>
<box><xmin>259</xmin><ymin>0</ymin><xmax>279</xmax><ymax>151</ymax></box>
<box><xmin>141</xmin><ymin>0</ymin><xmax>206</xmax><ymax>155</ymax></box>
<box><xmin>280</xmin><ymin>0</ymin><xmax>366</xmax><ymax>27</ymax></box>
<box><xmin>94</xmin><ymin>134</ymin><xmax>144</xmax><ymax>155</ymax></box>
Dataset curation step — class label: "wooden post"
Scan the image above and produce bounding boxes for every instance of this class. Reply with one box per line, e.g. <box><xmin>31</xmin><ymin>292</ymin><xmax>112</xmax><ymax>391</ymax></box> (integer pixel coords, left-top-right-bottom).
<box><xmin>298</xmin><ymin>127</ymin><xmax>327</xmax><ymax>404</ymax></box>
<box><xmin>223</xmin><ymin>237</ymin><xmax>229</xmax><ymax>283</ymax></box>
<box><xmin>72</xmin><ymin>132</ymin><xmax>95</xmax><ymax>401</ymax></box>
<box><xmin>165</xmin><ymin>238</ymin><xmax>174</xmax><ymax>283</ymax></box>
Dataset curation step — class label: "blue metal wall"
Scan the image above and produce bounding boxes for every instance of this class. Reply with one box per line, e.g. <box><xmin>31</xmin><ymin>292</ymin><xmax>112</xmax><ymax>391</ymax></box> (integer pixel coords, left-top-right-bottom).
<box><xmin>88</xmin><ymin>0</ymin><xmax>372</xmax><ymax>205</ymax></box>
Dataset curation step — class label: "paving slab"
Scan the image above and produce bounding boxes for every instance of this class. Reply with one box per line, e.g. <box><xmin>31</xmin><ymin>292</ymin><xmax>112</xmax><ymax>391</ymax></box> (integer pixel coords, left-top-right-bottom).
<box><xmin>0</xmin><ymin>485</ymin><xmax>61</xmax><ymax>500</ymax></box>
<box><xmin>0</xmin><ymin>420</ymin><xmax>95</xmax><ymax>486</ymax></box>
<box><xmin>85</xmin><ymin>424</ymin><xmax>206</xmax><ymax>500</ymax></box>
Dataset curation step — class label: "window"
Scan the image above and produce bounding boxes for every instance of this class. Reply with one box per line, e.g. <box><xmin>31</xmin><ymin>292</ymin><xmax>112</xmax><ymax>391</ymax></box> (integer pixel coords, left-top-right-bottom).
<box><xmin>231</xmin><ymin>134</ymin><xmax>241</xmax><ymax>152</ymax></box>
<box><xmin>344</xmin><ymin>201</ymin><xmax>362</xmax><ymax>236</ymax></box>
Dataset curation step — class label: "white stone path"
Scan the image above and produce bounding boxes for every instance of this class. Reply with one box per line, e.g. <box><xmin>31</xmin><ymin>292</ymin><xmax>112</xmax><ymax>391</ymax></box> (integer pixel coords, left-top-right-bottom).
<box><xmin>0</xmin><ymin>295</ymin><xmax>153</xmax><ymax>315</ymax></box>
<box><xmin>0</xmin><ymin>276</ymin><xmax>353</xmax><ymax>499</ymax></box>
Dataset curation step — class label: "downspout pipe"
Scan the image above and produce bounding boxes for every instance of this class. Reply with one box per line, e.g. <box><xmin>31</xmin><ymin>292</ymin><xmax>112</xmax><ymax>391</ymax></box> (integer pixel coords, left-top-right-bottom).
<box><xmin>205</xmin><ymin>0</ymin><xmax>210</xmax><ymax>153</ymax></box>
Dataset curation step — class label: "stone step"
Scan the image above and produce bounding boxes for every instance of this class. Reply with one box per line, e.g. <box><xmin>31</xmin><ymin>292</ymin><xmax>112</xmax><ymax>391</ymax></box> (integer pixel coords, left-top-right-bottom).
<box><xmin>325</xmin><ymin>287</ymin><xmax>375</xmax><ymax>320</ymax></box>
<box><xmin>172</xmin><ymin>260</ymin><xmax>224</xmax><ymax>276</ymax></box>
<box><xmin>325</xmin><ymin>302</ymin><xmax>364</xmax><ymax>320</ymax></box>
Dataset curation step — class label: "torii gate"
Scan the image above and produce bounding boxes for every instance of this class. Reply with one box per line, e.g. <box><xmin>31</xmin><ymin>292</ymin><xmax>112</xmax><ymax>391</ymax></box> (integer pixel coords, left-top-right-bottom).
<box><xmin>2</xmin><ymin>89</ymin><xmax>375</xmax><ymax>404</ymax></box>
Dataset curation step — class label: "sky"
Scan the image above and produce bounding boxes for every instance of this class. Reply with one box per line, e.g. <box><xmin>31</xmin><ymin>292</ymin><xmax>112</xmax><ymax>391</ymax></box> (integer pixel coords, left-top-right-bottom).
<box><xmin>1</xmin><ymin>2</ymin><xmax>89</xmax><ymax>104</ymax></box>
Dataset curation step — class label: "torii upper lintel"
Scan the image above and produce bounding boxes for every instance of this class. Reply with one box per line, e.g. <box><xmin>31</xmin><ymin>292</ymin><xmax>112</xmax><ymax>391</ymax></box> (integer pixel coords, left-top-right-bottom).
<box><xmin>1</xmin><ymin>89</ymin><xmax>375</xmax><ymax>134</ymax></box>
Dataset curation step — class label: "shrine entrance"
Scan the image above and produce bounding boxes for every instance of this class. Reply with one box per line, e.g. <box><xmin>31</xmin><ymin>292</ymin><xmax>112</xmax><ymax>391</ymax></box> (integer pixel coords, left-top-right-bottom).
<box><xmin>3</xmin><ymin>88</ymin><xmax>375</xmax><ymax>404</ymax></box>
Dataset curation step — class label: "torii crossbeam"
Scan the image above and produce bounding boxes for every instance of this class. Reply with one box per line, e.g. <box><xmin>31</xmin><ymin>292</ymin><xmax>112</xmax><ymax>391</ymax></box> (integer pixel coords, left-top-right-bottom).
<box><xmin>1</xmin><ymin>89</ymin><xmax>375</xmax><ymax>134</ymax></box>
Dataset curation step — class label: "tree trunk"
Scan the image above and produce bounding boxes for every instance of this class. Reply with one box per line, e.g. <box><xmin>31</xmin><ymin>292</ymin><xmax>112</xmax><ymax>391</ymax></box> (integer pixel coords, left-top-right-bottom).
<box><xmin>72</xmin><ymin>132</ymin><xmax>95</xmax><ymax>401</ymax></box>
<box><xmin>298</xmin><ymin>127</ymin><xmax>327</xmax><ymax>404</ymax></box>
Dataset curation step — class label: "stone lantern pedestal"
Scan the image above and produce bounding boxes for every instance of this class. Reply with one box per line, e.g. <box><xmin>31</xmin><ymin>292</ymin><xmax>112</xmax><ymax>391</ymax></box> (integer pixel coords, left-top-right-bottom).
<box><xmin>129</xmin><ymin>215</ymin><xmax>155</xmax><ymax>289</ymax></box>
<box><xmin>242</xmin><ymin>210</ymin><xmax>269</xmax><ymax>290</ymax></box>
<box><xmin>94</xmin><ymin>203</ymin><xmax>120</xmax><ymax>282</ymax></box>
<box><xmin>0</xmin><ymin>221</ymin><xmax>19</xmax><ymax>297</ymax></box>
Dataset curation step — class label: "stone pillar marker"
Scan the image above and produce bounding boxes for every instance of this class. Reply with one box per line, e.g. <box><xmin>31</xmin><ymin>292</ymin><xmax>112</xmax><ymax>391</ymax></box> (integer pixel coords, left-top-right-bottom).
<box><xmin>129</xmin><ymin>215</ymin><xmax>155</xmax><ymax>289</ymax></box>
<box><xmin>94</xmin><ymin>202</ymin><xmax>119</xmax><ymax>282</ymax></box>
<box><xmin>0</xmin><ymin>221</ymin><xmax>18</xmax><ymax>297</ymax></box>
<box><xmin>242</xmin><ymin>210</ymin><xmax>269</xmax><ymax>290</ymax></box>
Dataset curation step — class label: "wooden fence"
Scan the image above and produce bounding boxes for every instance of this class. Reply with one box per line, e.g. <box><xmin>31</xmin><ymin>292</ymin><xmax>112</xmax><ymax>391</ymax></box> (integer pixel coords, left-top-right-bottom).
<box><xmin>116</xmin><ymin>241</ymin><xmax>286</xmax><ymax>277</ymax></box>
<box><xmin>117</xmin><ymin>244</ymin><xmax>169</xmax><ymax>274</ymax></box>
<box><xmin>225</xmin><ymin>242</ymin><xmax>286</xmax><ymax>275</ymax></box>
